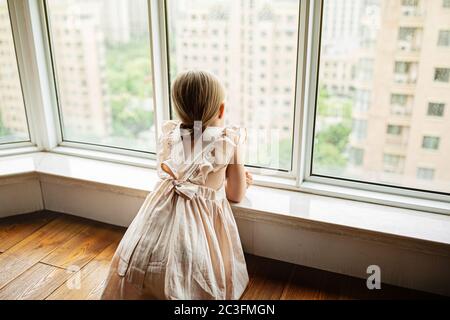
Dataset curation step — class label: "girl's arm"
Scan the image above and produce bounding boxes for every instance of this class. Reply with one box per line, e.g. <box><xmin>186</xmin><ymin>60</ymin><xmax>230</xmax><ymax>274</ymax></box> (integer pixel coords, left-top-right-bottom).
<box><xmin>225</xmin><ymin>144</ymin><xmax>247</xmax><ymax>203</ymax></box>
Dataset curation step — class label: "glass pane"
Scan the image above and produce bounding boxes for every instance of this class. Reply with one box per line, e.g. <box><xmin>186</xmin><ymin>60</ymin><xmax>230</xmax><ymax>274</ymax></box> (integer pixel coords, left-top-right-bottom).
<box><xmin>313</xmin><ymin>0</ymin><xmax>450</xmax><ymax>194</ymax></box>
<box><xmin>46</xmin><ymin>0</ymin><xmax>155</xmax><ymax>152</ymax></box>
<box><xmin>0</xmin><ymin>0</ymin><xmax>30</xmax><ymax>144</ymax></box>
<box><xmin>166</xmin><ymin>0</ymin><xmax>300</xmax><ymax>171</ymax></box>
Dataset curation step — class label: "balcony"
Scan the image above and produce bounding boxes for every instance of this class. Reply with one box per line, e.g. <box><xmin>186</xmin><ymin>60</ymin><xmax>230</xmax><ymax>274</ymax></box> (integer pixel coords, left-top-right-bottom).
<box><xmin>385</xmin><ymin>134</ymin><xmax>409</xmax><ymax>148</ymax></box>
<box><xmin>383</xmin><ymin>164</ymin><xmax>405</xmax><ymax>175</ymax></box>
<box><xmin>397</xmin><ymin>40</ymin><xmax>421</xmax><ymax>54</ymax></box>
<box><xmin>394</xmin><ymin>73</ymin><xmax>416</xmax><ymax>85</ymax></box>
<box><xmin>401</xmin><ymin>7</ymin><xmax>424</xmax><ymax>17</ymax></box>
<box><xmin>390</xmin><ymin>105</ymin><xmax>413</xmax><ymax>117</ymax></box>
<box><xmin>399</xmin><ymin>6</ymin><xmax>426</xmax><ymax>26</ymax></box>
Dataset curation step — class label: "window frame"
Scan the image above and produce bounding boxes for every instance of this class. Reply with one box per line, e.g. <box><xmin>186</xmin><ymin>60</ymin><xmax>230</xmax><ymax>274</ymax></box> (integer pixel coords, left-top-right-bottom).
<box><xmin>40</xmin><ymin>0</ymin><xmax>160</xmax><ymax>160</ymax></box>
<box><xmin>299</xmin><ymin>0</ymin><xmax>450</xmax><ymax>206</ymax></box>
<box><xmin>161</xmin><ymin>0</ymin><xmax>304</xmax><ymax>178</ymax></box>
<box><xmin>2</xmin><ymin>0</ymin><xmax>449</xmax><ymax>214</ymax></box>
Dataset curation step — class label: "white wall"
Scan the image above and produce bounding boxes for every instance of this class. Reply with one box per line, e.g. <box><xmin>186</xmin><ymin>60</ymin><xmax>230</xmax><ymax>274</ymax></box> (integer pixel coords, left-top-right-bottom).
<box><xmin>0</xmin><ymin>174</ymin><xmax>43</xmax><ymax>218</ymax></box>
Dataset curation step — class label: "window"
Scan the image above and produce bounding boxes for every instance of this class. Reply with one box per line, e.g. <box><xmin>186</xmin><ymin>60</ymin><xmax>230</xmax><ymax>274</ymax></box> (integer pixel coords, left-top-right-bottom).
<box><xmin>398</xmin><ymin>27</ymin><xmax>415</xmax><ymax>41</ymax></box>
<box><xmin>391</xmin><ymin>94</ymin><xmax>407</xmax><ymax>106</ymax></box>
<box><xmin>352</xmin><ymin>119</ymin><xmax>367</xmax><ymax>140</ymax></box>
<box><xmin>0</xmin><ymin>0</ymin><xmax>30</xmax><ymax>144</ymax></box>
<box><xmin>383</xmin><ymin>154</ymin><xmax>405</xmax><ymax>174</ymax></box>
<box><xmin>427</xmin><ymin>103</ymin><xmax>445</xmax><ymax>117</ymax></box>
<box><xmin>390</xmin><ymin>94</ymin><xmax>412</xmax><ymax>116</ymax></box>
<box><xmin>394</xmin><ymin>62</ymin><xmax>410</xmax><ymax>74</ymax></box>
<box><xmin>398</xmin><ymin>27</ymin><xmax>421</xmax><ymax>52</ymax></box>
<box><xmin>417</xmin><ymin>168</ymin><xmax>435</xmax><ymax>181</ymax></box>
<box><xmin>394</xmin><ymin>61</ymin><xmax>417</xmax><ymax>84</ymax></box>
<box><xmin>357</xmin><ymin>58</ymin><xmax>374</xmax><ymax>81</ymax></box>
<box><xmin>45</xmin><ymin>0</ymin><xmax>155</xmax><ymax>153</ymax></box>
<box><xmin>434</xmin><ymin>68</ymin><xmax>450</xmax><ymax>82</ymax></box>
<box><xmin>438</xmin><ymin>30</ymin><xmax>450</xmax><ymax>47</ymax></box>
<box><xmin>166</xmin><ymin>0</ymin><xmax>301</xmax><ymax>171</ymax></box>
<box><xmin>402</xmin><ymin>0</ymin><xmax>419</xmax><ymax>6</ymax></box>
<box><xmin>401</xmin><ymin>0</ymin><xmax>421</xmax><ymax>16</ymax></box>
<box><xmin>348</xmin><ymin>148</ymin><xmax>364</xmax><ymax>167</ymax></box>
<box><xmin>355</xmin><ymin>90</ymin><xmax>370</xmax><ymax>113</ymax></box>
<box><xmin>1</xmin><ymin>0</ymin><xmax>449</xmax><ymax>213</ymax></box>
<box><xmin>312</xmin><ymin>0</ymin><xmax>450</xmax><ymax>194</ymax></box>
<box><xmin>422</xmin><ymin>136</ymin><xmax>440</xmax><ymax>150</ymax></box>
<box><xmin>387</xmin><ymin>125</ymin><xmax>403</xmax><ymax>135</ymax></box>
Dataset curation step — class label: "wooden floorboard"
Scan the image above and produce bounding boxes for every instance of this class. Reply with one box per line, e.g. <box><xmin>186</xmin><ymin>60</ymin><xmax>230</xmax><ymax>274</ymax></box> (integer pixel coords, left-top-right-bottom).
<box><xmin>0</xmin><ymin>211</ymin><xmax>57</xmax><ymax>253</ymax></box>
<box><xmin>0</xmin><ymin>214</ymin><xmax>88</xmax><ymax>290</ymax></box>
<box><xmin>0</xmin><ymin>211</ymin><xmax>444</xmax><ymax>300</ymax></box>
<box><xmin>47</xmin><ymin>241</ymin><xmax>120</xmax><ymax>300</ymax></box>
<box><xmin>0</xmin><ymin>263</ymin><xmax>73</xmax><ymax>300</ymax></box>
<box><xmin>41</xmin><ymin>221</ymin><xmax>123</xmax><ymax>270</ymax></box>
<box><xmin>241</xmin><ymin>255</ymin><xmax>294</xmax><ymax>300</ymax></box>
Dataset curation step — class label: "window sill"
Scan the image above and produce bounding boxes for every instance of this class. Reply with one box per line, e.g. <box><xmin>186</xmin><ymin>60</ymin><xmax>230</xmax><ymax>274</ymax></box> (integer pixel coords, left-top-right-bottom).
<box><xmin>1</xmin><ymin>152</ymin><xmax>450</xmax><ymax>256</ymax></box>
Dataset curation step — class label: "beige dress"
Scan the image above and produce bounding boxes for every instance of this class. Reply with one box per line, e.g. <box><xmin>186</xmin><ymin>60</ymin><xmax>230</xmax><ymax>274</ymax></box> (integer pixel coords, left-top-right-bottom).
<box><xmin>100</xmin><ymin>120</ymin><xmax>249</xmax><ymax>300</ymax></box>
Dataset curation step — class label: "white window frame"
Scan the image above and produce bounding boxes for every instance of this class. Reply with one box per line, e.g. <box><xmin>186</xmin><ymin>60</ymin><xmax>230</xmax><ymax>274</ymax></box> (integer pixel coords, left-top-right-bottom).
<box><xmin>298</xmin><ymin>0</ymin><xmax>449</xmax><ymax>211</ymax></box>
<box><xmin>41</xmin><ymin>0</ymin><xmax>161</xmax><ymax>161</ymax></box>
<box><xmin>1</xmin><ymin>0</ymin><xmax>449</xmax><ymax>215</ymax></box>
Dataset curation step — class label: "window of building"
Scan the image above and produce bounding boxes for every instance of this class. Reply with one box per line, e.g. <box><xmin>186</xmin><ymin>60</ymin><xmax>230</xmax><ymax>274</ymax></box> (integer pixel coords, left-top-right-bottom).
<box><xmin>45</xmin><ymin>0</ymin><xmax>155</xmax><ymax>153</ymax></box>
<box><xmin>394</xmin><ymin>61</ymin><xmax>410</xmax><ymax>74</ymax></box>
<box><xmin>402</xmin><ymin>0</ymin><xmax>419</xmax><ymax>6</ymax></box>
<box><xmin>422</xmin><ymin>136</ymin><xmax>440</xmax><ymax>150</ymax></box>
<box><xmin>401</xmin><ymin>0</ymin><xmax>421</xmax><ymax>16</ymax></box>
<box><xmin>0</xmin><ymin>0</ymin><xmax>30</xmax><ymax>144</ymax></box>
<box><xmin>383</xmin><ymin>154</ymin><xmax>405</xmax><ymax>174</ymax></box>
<box><xmin>427</xmin><ymin>103</ymin><xmax>445</xmax><ymax>117</ymax></box>
<box><xmin>437</xmin><ymin>30</ymin><xmax>450</xmax><ymax>47</ymax></box>
<box><xmin>417</xmin><ymin>167</ymin><xmax>435</xmax><ymax>181</ymax></box>
<box><xmin>398</xmin><ymin>27</ymin><xmax>415</xmax><ymax>41</ymax></box>
<box><xmin>434</xmin><ymin>68</ymin><xmax>450</xmax><ymax>82</ymax></box>
<box><xmin>391</xmin><ymin>94</ymin><xmax>407</xmax><ymax>106</ymax></box>
<box><xmin>387</xmin><ymin>125</ymin><xmax>403</xmax><ymax>135</ymax></box>
<box><xmin>352</xmin><ymin>119</ymin><xmax>367</xmax><ymax>140</ymax></box>
<box><xmin>348</xmin><ymin>148</ymin><xmax>364</xmax><ymax>166</ymax></box>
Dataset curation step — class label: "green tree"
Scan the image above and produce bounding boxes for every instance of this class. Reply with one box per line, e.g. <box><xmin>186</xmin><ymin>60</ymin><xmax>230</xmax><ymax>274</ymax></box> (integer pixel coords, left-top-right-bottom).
<box><xmin>313</xmin><ymin>85</ymin><xmax>353</xmax><ymax>172</ymax></box>
<box><xmin>105</xmin><ymin>39</ymin><xmax>154</xmax><ymax>140</ymax></box>
<box><xmin>314</xmin><ymin>122</ymin><xmax>352</xmax><ymax>171</ymax></box>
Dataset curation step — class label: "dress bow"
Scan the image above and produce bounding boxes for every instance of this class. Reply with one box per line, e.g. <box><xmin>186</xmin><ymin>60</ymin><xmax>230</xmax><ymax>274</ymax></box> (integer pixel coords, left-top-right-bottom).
<box><xmin>171</xmin><ymin>180</ymin><xmax>199</xmax><ymax>200</ymax></box>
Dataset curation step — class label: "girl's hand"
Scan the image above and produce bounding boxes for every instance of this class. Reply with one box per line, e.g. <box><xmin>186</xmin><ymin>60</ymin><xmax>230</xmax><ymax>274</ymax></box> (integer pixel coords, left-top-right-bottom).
<box><xmin>245</xmin><ymin>171</ymin><xmax>253</xmax><ymax>189</ymax></box>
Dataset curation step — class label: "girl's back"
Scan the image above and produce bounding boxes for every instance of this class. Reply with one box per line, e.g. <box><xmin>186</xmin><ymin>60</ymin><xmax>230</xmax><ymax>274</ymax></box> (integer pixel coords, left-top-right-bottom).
<box><xmin>100</xmin><ymin>71</ymin><xmax>249</xmax><ymax>300</ymax></box>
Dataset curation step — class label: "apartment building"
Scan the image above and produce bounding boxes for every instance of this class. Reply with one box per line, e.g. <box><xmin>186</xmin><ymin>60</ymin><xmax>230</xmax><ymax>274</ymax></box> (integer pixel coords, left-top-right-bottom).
<box><xmin>347</xmin><ymin>0</ymin><xmax>450</xmax><ymax>191</ymax></box>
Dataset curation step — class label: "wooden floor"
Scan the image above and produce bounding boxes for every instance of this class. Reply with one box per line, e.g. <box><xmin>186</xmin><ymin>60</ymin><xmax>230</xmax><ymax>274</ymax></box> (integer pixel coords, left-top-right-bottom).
<box><xmin>0</xmin><ymin>211</ymin><xmax>440</xmax><ymax>300</ymax></box>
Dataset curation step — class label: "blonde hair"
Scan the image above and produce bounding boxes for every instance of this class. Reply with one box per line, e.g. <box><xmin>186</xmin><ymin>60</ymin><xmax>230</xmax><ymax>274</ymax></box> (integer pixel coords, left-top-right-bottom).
<box><xmin>172</xmin><ymin>70</ymin><xmax>225</xmax><ymax>129</ymax></box>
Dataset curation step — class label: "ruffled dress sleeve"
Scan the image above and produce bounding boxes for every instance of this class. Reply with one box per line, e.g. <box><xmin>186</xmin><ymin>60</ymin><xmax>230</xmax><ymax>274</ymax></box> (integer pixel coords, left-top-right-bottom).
<box><xmin>156</xmin><ymin>120</ymin><xmax>181</xmax><ymax>179</ymax></box>
<box><xmin>211</xmin><ymin>125</ymin><xmax>247</xmax><ymax>171</ymax></box>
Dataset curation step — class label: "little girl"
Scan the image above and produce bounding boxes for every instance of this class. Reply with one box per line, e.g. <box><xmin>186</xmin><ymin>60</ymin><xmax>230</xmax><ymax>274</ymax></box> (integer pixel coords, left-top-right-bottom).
<box><xmin>101</xmin><ymin>70</ymin><xmax>251</xmax><ymax>300</ymax></box>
